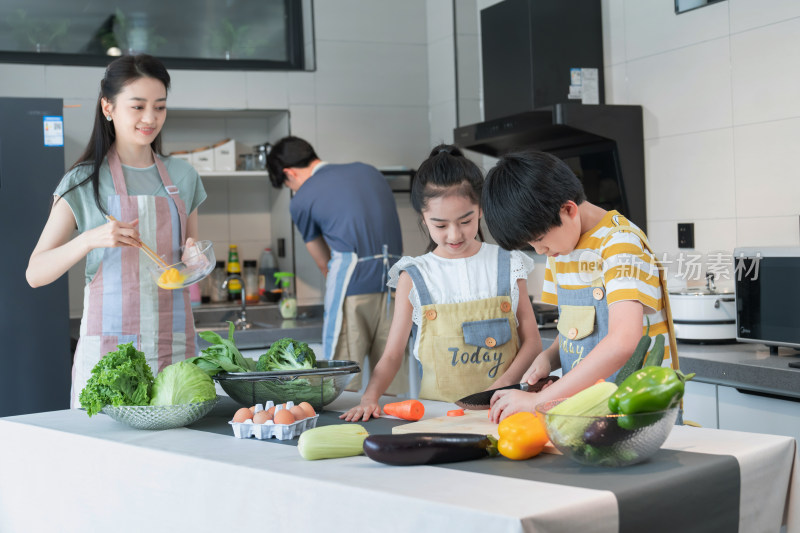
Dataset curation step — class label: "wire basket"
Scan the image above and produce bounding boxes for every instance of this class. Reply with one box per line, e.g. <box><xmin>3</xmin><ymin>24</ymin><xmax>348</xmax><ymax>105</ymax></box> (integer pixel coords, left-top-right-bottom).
<box><xmin>101</xmin><ymin>396</ymin><xmax>220</xmax><ymax>430</ymax></box>
<box><xmin>213</xmin><ymin>360</ymin><xmax>360</xmax><ymax>411</ymax></box>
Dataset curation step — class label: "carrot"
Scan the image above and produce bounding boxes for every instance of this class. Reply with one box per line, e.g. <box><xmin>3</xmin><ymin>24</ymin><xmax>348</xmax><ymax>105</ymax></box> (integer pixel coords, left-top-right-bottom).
<box><xmin>447</xmin><ymin>409</ymin><xmax>465</xmax><ymax>417</ymax></box>
<box><xmin>383</xmin><ymin>400</ymin><xmax>425</xmax><ymax>421</ymax></box>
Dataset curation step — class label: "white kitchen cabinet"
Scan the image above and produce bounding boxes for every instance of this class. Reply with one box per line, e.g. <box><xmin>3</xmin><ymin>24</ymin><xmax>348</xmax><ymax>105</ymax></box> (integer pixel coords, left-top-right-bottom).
<box><xmin>682</xmin><ymin>381</ymin><xmax>718</xmax><ymax>429</ymax></box>
<box><xmin>717</xmin><ymin>385</ymin><xmax>800</xmax><ymax>443</ymax></box>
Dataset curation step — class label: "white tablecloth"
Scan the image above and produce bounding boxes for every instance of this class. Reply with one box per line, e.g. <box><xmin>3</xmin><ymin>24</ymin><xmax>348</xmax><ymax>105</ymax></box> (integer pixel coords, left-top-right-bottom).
<box><xmin>0</xmin><ymin>392</ymin><xmax>796</xmax><ymax>533</ymax></box>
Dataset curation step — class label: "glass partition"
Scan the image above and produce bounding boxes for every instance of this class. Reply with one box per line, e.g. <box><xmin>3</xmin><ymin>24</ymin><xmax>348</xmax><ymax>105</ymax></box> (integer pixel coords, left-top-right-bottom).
<box><xmin>0</xmin><ymin>0</ymin><xmax>312</xmax><ymax>70</ymax></box>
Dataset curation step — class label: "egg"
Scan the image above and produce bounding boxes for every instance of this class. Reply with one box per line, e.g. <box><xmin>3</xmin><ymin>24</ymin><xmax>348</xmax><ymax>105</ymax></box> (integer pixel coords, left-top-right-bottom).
<box><xmin>273</xmin><ymin>409</ymin><xmax>296</xmax><ymax>425</ymax></box>
<box><xmin>249</xmin><ymin>405</ymin><xmax>256</xmax><ymax>413</ymax></box>
<box><xmin>298</xmin><ymin>402</ymin><xmax>316</xmax><ymax>418</ymax></box>
<box><xmin>267</xmin><ymin>405</ymin><xmax>278</xmax><ymax>416</ymax></box>
<box><xmin>290</xmin><ymin>405</ymin><xmax>307</xmax><ymax>420</ymax></box>
<box><xmin>253</xmin><ymin>410</ymin><xmax>272</xmax><ymax>424</ymax></box>
<box><xmin>233</xmin><ymin>407</ymin><xmax>253</xmax><ymax>423</ymax></box>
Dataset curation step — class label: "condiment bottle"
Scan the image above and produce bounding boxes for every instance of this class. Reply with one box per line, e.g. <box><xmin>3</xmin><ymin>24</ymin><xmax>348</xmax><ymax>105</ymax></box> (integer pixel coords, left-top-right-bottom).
<box><xmin>208</xmin><ymin>260</ymin><xmax>227</xmax><ymax>303</ymax></box>
<box><xmin>226</xmin><ymin>245</ymin><xmax>242</xmax><ymax>301</ymax></box>
<box><xmin>258</xmin><ymin>247</ymin><xmax>278</xmax><ymax>299</ymax></box>
<box><xmin>243</xmin><ymin>260</ymin><xmax>259</xmax><ymax>304</ymax></box>
<box><xmin>274</xmin><ymin>272</ymin><xmax>297</xmax><ymax>319</ymax></box>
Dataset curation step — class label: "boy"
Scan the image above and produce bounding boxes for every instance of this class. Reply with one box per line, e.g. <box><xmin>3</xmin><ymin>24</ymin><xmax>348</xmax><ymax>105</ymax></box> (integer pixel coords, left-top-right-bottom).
<box><xmin>481</xmin><ymin>151</ymin><xmax>677</xmax><ymax>422</ymax></box>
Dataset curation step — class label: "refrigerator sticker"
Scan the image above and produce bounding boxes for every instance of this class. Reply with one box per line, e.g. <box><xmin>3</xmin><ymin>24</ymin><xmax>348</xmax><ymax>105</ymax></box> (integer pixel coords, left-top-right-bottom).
<box><xmin>581</xmin><ymin>68</ymin><xmax>599</xmax><ymax>105</ymax></box>
<box><xmin>567</xmin><ymin>68</ymin><xmax>599</xmax><ymax>104</ymax></box>
<box><xmin>568</xmin><ymin>68</ymin><xmax>583</xmax><ymax>100</ymax></box>
<box><xmin>43</xmin><ymin>116</ymin><xmax>64</xmax><ymax>147</ymax></box>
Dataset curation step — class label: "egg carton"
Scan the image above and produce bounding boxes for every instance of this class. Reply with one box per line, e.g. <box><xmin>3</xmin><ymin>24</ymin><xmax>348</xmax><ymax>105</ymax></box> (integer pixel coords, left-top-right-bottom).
<box><xmin>228</xmin><ymin>401</ymin><xmax>319</xmax><ymax>441</ymax></box>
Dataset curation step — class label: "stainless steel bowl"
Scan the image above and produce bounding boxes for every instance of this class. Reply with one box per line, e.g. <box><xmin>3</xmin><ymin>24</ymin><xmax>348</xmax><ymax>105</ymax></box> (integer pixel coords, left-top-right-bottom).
<box><xmin>213</xmin><ymin>360</ymin><xmax>360</xmax><ymax>410</ymax></box>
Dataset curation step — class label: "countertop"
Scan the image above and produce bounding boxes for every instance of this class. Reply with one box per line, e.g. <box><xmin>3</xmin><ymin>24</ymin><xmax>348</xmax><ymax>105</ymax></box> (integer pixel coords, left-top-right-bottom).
<box><xmin>0</xmin><ymin>392</ymin><xmax>796</xmax><ymax>533</ymax></box>
<box><xmin>538</xmin><ymin>330</ymin><xmax>800</xmax><ymax>401</ymax></box>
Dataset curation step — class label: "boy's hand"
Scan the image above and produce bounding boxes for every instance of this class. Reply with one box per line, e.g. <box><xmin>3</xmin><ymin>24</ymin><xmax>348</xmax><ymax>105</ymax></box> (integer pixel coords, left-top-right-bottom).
<box><xmin>488</xmin><ymin>389</ymin><xmax>539</xmax><ymax>423</ymax></box>
<box><xmin>522</xmin><ymin>355</ymin><xmax>551</xmax><ymax>386</ymax></box>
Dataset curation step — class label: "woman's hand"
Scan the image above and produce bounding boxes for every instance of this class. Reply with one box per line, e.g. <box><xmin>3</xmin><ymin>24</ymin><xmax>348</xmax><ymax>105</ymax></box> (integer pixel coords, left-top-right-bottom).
<box><xmin>181</xmin><ymin>237</ymin><xmax>209</xmax><ymax>269</ymax></box>
<box><xmin>340</xmin><ymin>397</ymin><xmax>381</xmax><ymax>422</ymax></box>
<box><xmin>488</xmin><ymin>389</ymin><xmax>539</xmax><ymax>424</ymax></box>
<box><xmin>522</xmin><ymin>354</ymin><xmax>552</xmax><ymax>386</ymax></box>
<box><xmin>85</xmin><ymin>218</ymin><xmax>140</xmax><ymax>250</ymax></box>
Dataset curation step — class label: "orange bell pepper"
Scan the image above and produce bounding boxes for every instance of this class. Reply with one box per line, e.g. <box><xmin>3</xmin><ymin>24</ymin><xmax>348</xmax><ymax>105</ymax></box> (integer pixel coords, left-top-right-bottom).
<box><xmin>497</xmin><ymin>412</ymin><xmax>548</xmax><ymax>460</ymax></box>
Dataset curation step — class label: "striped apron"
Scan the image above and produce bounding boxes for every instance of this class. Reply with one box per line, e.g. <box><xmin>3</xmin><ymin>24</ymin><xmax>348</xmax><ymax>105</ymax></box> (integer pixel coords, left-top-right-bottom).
<box><xmin>70</xmin><ymin>147</ymin><xmax>196</xmax><ymax>407</ymax></box>
<box><xmin>322</xmin><ymin>244</ymin><xmax>400</xmax><ymax>360</ymax></box>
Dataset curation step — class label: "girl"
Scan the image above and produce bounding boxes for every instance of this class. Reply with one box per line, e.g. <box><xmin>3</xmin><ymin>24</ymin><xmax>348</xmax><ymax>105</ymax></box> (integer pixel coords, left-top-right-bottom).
<box><xmin>341</xmin><ymin>145</ymin><xmax>542</xmax><ymax>421</ymax></box>
<box><xmin>26</xmin><ymin>54</ymin><xmax>207</xmax><ymax>407</ymax></box>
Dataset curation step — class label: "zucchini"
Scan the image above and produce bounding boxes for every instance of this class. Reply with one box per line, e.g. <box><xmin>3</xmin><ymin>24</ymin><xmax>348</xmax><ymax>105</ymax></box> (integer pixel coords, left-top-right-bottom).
<box><xmin>643</xmin><ymin>334</ymin><xmax>666</xmax><ymax>367</ymax></box>
<box><xmin>614</xmin><ymin>319</ymin><xmax>652</xmax><ymax>385</ymax></box>
<box><xmin>297</xmin><ymin>424</ymin><xmax>369</xmax><ymax>460</ymax></box>
<box><xmin>362</xmin><ymin>433</ymin><xmax>498</xmax><ymax>466</ymax></box>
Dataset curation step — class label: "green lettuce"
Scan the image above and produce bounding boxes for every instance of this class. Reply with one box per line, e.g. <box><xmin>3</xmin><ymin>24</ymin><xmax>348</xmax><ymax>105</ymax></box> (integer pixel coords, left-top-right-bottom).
<box><xmin>150</xmin><ymin>360</ymin><xmax>217</xmax><ymax>406</ymax></box>
<box><xmin>187</xmin><ymin>322</ymin><xmax>256</xmax><ymax>376</ymax></box>
<box><xmin>79</xmin><ymin>342</ymin><xmax>154</xmax><ymax>417</ymax></box>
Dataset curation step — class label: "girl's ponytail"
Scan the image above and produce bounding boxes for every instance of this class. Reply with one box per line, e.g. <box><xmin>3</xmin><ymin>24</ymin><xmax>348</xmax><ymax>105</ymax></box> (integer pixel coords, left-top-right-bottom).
<box><xmin>413</xmin><ymin>144</ymin><xmax>485</xmax><ymax>252</ymax></box>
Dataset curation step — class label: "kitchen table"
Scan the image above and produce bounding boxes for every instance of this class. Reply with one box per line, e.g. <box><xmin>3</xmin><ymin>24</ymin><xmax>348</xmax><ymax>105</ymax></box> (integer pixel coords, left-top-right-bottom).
<box><xmin>0</xmin><ymin>392</ymin><xmax>796</xmax><ymax>533</ymax></box>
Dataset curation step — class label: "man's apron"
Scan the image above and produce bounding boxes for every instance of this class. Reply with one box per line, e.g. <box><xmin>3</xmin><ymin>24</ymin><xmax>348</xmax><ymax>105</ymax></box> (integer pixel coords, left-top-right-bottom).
<box><xmin>552</xmin><ymin>217</ymin><xmax>680</xmax><ymax>384</ymax></box>
<box><xmin>322</xmin><ymin>244</ymin><xmax>400</xmax><ymax>360</ymax></box>
<box><xmin>71</xmin><ymin>147</ymin><xmax>196</xmax><ymax>407</ymax></box>
<box><xmin>403</xmin><ymin>249</ymin><xmax>519</xmax><ymax>402</ymax></box>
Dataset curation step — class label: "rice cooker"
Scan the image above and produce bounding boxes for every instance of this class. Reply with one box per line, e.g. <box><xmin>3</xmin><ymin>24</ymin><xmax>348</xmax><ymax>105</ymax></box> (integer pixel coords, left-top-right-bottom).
<box><xmin>669</xmin><ymin>274</ymin><xmax>736</xmax><ymax>342</ymax></box>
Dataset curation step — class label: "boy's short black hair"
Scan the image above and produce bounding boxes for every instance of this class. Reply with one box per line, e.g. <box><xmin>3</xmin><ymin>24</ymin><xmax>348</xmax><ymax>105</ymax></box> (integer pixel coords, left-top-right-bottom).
<box><xmin>482</xmin><ymin>150</ymin><xmax>586</xmax><ymax>250</ymax></box>
<box><xmin>266</xmin><ymin>136</ymin><xmax>319</xmax><ymax>188</ymax></box>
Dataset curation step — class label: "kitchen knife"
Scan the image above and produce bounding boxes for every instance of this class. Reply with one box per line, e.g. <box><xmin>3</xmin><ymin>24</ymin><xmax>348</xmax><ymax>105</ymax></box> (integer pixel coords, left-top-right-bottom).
<box><xmin>454</xmin><ymin>376</ymin><xmax>559</xmax><ymax>410</ymax></box>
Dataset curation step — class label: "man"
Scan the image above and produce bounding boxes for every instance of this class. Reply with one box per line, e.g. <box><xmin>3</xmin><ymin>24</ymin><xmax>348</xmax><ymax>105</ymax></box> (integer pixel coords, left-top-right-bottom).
<box><xmin>266</xmin><ymin>136</ymin><xmax>407</xmax><ymax>393</ymax></box>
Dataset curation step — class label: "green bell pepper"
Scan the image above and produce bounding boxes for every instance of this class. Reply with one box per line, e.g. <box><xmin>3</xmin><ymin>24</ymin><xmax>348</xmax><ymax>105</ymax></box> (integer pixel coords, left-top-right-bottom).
<box><xmin>608</xmin><ymin>366</ymin><xmax>694</xmax><ymax>430</ymax></box>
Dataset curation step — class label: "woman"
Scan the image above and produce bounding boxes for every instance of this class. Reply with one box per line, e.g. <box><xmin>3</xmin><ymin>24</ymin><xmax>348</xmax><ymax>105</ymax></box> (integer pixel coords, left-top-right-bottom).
<box><xmin>26</xmin><ymin>54</ymin><xmax>207</xmax><ymax>407</ymax></box>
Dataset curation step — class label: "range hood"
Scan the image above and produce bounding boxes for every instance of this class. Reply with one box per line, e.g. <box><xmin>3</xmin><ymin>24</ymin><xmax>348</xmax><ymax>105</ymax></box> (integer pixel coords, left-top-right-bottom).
<box><xmin>454</xmin><ymin>103</ymin><xmax>646</xmax><ymax>230</ymax></box>
<box><xmin>454</xmin><ymin>104</ymin><xmax>639</xmax><ymax>158</ymax></box>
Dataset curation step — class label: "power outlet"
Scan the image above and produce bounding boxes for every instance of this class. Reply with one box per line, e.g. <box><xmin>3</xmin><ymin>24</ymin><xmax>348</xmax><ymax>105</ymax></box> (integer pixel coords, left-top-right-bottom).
<box><xmin>678</xmin><ymin>223</ymin><xmax>694</xmax><ymax>249</ymax></box>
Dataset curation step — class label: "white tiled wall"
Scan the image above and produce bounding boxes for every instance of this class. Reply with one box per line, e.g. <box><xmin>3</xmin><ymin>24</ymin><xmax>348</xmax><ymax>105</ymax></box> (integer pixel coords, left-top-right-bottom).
<box><xmin>12</xmin><ymin>1</ymin><xmax>797</xmax><ymax>316</ymax></box>
<box><xmin>0</xmin><ymin>0</ymin><xmax>433</xmax><ymax>316</ymax></box>
<box><xmin>602</xmin><ymin>0</ymin><xmax>800</xmax><ymax>288</ymax></box>
<box><xmin>450</xmin><ymin>0</ymin><xmax>799</xmax><ymax>297</ymax></box>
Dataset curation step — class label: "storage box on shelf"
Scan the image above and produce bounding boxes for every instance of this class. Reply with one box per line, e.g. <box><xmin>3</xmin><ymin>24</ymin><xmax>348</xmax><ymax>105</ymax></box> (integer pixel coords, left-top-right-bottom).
<box><xmin>213</xmin><ymin>139</ymin><xmax>252</xmax><ymax>172</ymax></box>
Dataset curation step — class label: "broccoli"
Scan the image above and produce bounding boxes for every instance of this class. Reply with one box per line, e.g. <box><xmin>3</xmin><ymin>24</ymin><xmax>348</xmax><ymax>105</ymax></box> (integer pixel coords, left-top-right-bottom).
<box><xmin>256</xmin><ymin>338</ymin><xmax>317</xmax><ymax>372</ymax></box>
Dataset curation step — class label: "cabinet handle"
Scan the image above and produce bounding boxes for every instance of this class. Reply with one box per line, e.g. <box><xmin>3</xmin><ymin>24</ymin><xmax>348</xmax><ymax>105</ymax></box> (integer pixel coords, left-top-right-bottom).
<box><xmin>734</xmin><ymin>388</ymin><xmax>800</xmax><ymax>403</ymax></box>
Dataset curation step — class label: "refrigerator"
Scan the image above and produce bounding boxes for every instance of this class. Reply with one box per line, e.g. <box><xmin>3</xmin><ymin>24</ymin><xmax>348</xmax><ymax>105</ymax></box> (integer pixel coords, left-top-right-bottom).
<box><xmin>0</xmin><ymin>97</ymin><xmax>72</xmax><ymax>417</ymax></box>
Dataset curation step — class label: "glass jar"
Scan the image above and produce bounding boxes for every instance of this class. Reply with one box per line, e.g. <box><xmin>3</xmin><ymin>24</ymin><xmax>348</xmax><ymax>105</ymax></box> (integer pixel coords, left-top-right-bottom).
<box><xmin>243</xmin><ymin>260</ymin><xmax>259</xmax><ymax>304</ymax></box>
<box><xmin>254</xmin><ymin>143</ymin><xmax>271</xmax><ymax>170</ymax></box>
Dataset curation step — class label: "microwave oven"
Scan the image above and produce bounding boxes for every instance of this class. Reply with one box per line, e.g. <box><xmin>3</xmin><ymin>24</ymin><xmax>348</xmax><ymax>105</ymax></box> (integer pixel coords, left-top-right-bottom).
<box><xmin>734</xmin><ymin>246</ymin><xmax>800</xmax><ymax>352</ymax></box>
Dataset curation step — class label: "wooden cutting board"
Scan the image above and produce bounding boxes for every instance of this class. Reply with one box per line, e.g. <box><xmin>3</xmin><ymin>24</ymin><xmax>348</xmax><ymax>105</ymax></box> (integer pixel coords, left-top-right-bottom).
<box><xmin>392</xmin><ymin>409</ymin><xmax>559</xmax><ymax>454</ymax></box>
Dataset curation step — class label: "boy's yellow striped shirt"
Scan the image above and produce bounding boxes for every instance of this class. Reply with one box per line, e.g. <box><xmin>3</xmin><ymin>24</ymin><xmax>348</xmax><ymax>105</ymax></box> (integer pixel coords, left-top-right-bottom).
<box><xmin>542</xmin><ymin>211</ymin><xmax>672</xmax><ymax>359</ymax></box>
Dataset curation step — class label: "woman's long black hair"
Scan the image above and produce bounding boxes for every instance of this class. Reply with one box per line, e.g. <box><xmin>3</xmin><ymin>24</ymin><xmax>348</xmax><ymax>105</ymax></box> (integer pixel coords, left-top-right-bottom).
<box><xmin>57</xmin><ymin>54</ymin><xmax>171</xmax><ymax>215</ymax></box>
<box><xmin>412</xmin><ymin>144</ymin><xmax>485</xmax><ymax>252</ymax></box>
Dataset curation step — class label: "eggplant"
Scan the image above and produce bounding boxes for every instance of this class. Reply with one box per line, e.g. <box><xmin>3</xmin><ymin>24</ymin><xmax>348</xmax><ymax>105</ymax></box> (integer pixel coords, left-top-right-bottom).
<box><xmin>582</xmin><ymin>417</ymin><xmax>631</xmax><ymax>447</ymax></box>
<box><xmin>362</xmin><ymin>433</ymin><xmax>497</xmax><ymax>466</ymax></box>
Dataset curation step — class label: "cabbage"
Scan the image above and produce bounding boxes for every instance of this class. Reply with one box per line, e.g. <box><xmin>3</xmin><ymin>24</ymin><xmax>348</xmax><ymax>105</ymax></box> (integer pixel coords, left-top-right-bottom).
<box><xmin>150</xmin><ymin>360</ymin><xmax>216</xmax><ymax>405</ymax></box>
